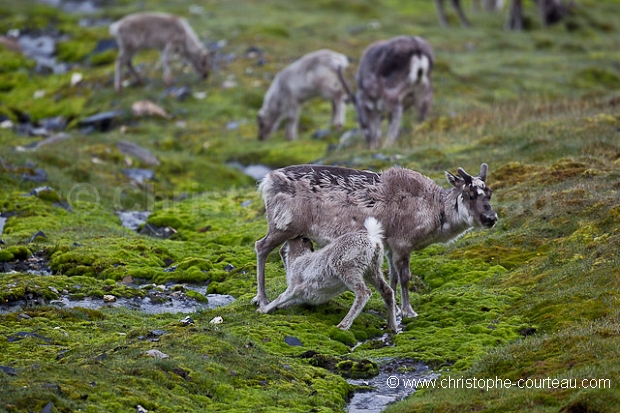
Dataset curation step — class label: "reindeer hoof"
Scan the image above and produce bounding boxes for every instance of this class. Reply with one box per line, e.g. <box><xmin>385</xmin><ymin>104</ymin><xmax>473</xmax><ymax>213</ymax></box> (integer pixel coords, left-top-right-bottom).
<box><xmin>400</xmin><ymin>307</ymin><xmax>418</xmax><ymax>318</ymax></box>
<box><xmin>251</xmin><ymin>295</ymin><xmax>269</xmax><ymax>307</ymax></box>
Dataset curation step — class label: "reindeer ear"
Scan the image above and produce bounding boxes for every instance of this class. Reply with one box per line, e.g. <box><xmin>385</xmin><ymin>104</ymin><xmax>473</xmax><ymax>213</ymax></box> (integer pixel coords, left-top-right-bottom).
<box><xmin>445</xmin><ymin>171</ymin><xmax>464</xmax><ymax>187</ymax></box>
<box><xmin>478</xmin><ymin>163</ymin><xmax>488</xmax><ymax>182</ymax></box>
<box><xmin>457</xmin><ymin>167</ymin><xmax>473</xmax><ymax>185</ymax></box>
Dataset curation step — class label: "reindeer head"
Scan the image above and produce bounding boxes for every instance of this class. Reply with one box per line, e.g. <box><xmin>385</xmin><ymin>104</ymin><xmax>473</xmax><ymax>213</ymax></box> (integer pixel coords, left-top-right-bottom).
<box><xmin>445</xmin><ymin>163</ymin><xmax>498</xmax><ymax>229</ymax></box>
<box><xmin>279</xmin><ymin>237</ymin><xmax>314</xmax><ymax>268</ymax></box>
<box><xmin>192</xmin><ymin>51</ymin><xmax>210</xmax><ymax>80</ymax></box>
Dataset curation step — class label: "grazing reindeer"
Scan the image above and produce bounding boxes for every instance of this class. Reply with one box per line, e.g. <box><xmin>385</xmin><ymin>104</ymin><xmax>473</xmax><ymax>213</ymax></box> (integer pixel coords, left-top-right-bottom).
<box><xmin>435</xmin><ymin>0</ymin><xmax>572</xmax><ymax>30</ymax></box>
<box><xmin>254</xmin><ymin>163</ymin><xmax>497</xmax><ymax>318</ymax></box>
<box><xmin>257</xmin><ymin>217</ymin><xmax>397</xmax><ymax>331</ymax></box>
<box><xmin>257</xmin><ymin>49</ymin><xmax>350</xmax><ymax>141</ymax></box>
<box><xmin>435</xmin><ymin>0</ymin><xmax>472</xmax><ymax>27</ymax></box>
<box><xmin>339</xmin><ymin>36</ymin><xmax>434</xmax><ymax>149</ymax></box>
<box><xmin>109</xmin><ymin>12</ymin><xmax>210</xmax><ymax>92</ymax></box>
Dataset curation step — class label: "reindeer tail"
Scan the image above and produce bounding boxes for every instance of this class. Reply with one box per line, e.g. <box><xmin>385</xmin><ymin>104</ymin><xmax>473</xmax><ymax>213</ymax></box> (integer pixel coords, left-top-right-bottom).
<box><xmin>364</xmin><ymin>217</ymin><xmax>384</xmax><ymax>246</ymax></box>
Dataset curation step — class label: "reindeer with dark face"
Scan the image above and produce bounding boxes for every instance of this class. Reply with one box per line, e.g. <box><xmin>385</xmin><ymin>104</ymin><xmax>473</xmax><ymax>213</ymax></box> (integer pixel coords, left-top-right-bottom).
<box><xmin>254</xmin><ymin>163</ymin><xmax>497</xmax><ymax>318</ymax></box>
<box><xmin>339</xmin><ymin>36</ymin><xmax>434</xmax><ymax>149</ymax></box>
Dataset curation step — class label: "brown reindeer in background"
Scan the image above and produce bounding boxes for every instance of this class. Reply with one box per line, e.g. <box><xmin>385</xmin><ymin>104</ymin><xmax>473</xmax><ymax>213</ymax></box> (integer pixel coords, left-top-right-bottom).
<box><xmin>109</xmin><ymin>12</ymin><xmax>210</xmax><ymax>92</ymax></box>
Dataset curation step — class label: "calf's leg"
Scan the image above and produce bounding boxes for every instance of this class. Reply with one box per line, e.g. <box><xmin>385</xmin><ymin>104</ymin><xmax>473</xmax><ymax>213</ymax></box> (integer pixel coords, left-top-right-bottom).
<box><xmin>366</xmin><ymin>268</ymin><xmax>397</xmax><ymax>331</ymax></box>
<box><xmin>337</xmin><ymin>272</ymin><xmax>372</xmax><ymax>330</ymax></box>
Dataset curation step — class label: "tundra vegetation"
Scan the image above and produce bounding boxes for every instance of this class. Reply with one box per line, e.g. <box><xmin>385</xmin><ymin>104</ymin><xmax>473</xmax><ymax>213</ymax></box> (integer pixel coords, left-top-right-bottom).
<box><xmin>0</xmin><ymin>0</ymin><xmax>619</xmax><ymax>412</ymax></box>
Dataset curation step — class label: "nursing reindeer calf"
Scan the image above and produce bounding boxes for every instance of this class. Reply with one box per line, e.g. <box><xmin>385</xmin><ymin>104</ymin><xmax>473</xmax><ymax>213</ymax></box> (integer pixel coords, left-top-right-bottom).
<box><xmin>254</xmin><ymin>163</ymin><xmax>497</xmax><ymax>318</ymax></box>
<box><xmin>109</xmin><ymin>12</ymin><xmax>210</xmax><ymax>93</ymax></box>
<box><xmin>258</xmin><ymin>217</ymin><xmax>397</xmax><ymax>331</ymax></box>
<box><xmin>258</xmin><ymin>49</ymin><xmax>350</xmax><ymax>141</ymax></box>
<box><xmin>340</xmin><ymin>35</ymin><xmax>434</xmax><ymax>149</ymax></box>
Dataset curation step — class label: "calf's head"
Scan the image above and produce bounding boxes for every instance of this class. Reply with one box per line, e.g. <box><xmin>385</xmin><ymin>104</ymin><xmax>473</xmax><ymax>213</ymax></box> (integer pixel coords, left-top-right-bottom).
<box><xmin>446</xmin><ymin>163</ymin><xmax>498</xmax><ymax>229</ymax></box>
<box><xmin>279</xmin><ymin>237</ymin><xmax>314</xmax><ymax>268</ymax></box>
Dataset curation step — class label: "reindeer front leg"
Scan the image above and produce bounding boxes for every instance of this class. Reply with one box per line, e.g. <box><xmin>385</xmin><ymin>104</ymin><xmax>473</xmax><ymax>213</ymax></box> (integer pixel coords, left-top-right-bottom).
<box><xmin>385</xmin><ymin>101</ymin><xmax>403</xmax><ymax>147</ymax></box>
<box><xmin>285</xmin><ymin>104</ymin><xmax>301</xmax><ymax>141</ymax></box>
<box><xmin>331</xmin><ymin>94</ymin><xmax>347</xmax><ymax>130</ymax></box>
<box><xmin>161</xmin><ymin>43</ymin><xmax>175</xmax><ymax>86</ymax></box>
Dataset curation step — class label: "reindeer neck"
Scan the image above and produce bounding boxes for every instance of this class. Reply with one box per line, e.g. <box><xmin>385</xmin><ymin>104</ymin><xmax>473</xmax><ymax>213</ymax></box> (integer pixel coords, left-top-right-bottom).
<box><xmin>437</xmin><ymin>187</ymin><xmax>473</xmax><ymax>243</ymax></box>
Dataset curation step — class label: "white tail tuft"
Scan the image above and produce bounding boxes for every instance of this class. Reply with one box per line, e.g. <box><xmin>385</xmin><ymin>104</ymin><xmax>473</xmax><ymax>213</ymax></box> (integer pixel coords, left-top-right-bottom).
<box><xmin>363</xmin><ymin>216</ymin><xmax>384</xmax><ymax>245</ymax></box>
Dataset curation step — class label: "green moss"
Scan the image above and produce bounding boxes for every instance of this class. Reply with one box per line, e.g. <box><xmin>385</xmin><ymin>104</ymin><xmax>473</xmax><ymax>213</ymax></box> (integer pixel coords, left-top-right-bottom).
<box><xmin>6</xmin><ymin>245</ymin><xmax>31</xmax><ymax>260</ymax></box>
<box><xmin>0</xmin><ymin>249</ymin><xmax>14</xmax><ymax>262</ymax></box>
<box><xmin>185</xmin><ymin>289</ymin><xmax>209</xmax><ymax>303</ymax></box>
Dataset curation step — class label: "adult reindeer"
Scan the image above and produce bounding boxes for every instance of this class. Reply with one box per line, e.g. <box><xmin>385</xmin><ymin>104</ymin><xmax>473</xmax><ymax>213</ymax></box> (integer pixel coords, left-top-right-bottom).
<box><xmin>253</xmin><ymin>163</ymin><xmax>498</xmax><ymax>318</ymax></box>
<box><xmin>110</xmin><ymin>12</ymin><xmax>210</xmax><ymax>92</ymax></box>
<box><xmin>338</xmin><ymin>35</ymin><xmax>434</xmax><ymax>150</ymax></box>
<box><xmin>434</xmin><ymin>0</ymin><xmax>572</xmax><ymax>30</ymax></box>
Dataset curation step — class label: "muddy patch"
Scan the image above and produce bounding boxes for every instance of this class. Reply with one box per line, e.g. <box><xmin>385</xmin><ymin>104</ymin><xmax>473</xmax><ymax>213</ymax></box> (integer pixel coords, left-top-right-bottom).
<box><xmin>347</xmin><ymin>359</ymin><xmax>438</xmax><ymax>413</ymax></box>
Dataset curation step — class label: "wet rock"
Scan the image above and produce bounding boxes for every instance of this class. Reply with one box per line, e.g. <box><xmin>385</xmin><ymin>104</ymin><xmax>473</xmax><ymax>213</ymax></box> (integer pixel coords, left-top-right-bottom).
<box><xmin>117</xmin><ymin>141</ymin><xmax>160</xmax><ymax>166</ymax></box>
<box><xmin>79</xmin><ymin>17</ymin><xmax>113</xmax><ymax>28</ymax></box>
<box><xmin>40</xmin><ymin>401</ymin><xmax>53</xmax><ymax>413</ymax></box>
<box><xmin>145</xmin><ymin>349</ymin><xmax>169</xmax><ymax>359</ymax></box>
<box><xmin>284</xmin><ymin>336</ymin><xmax>303</xmax><ymax>347</ymax></box>
<box><xmin>117</xmin><ymin>210</ymin><xmax>151</xmax><ymax>231</ymax></box>
<box><xmin>103</xmin><ymin>294</ymin><xmax>116</xmax><ymax>303</ymax></box>
<box><xmin>70</xmin><ymin>72</ymin><xmax>83</xmax><ymax>87</ymax></box>
<box><xmin>94</xmin><ymin>352</ymin><xmax>107</xmax><ymax>361</ymax></box>
<box><xmin>226</xmin><ymin>162</ymin><xmax>272</xmax><ymax>181</ymax></box>
<box><xmin>173</xmin><ymin>367</ymin><xmax>190</xmax><ymax>380</ymax></box>
<box><xmin>28</xmin><ymin>230</ymin><xmax>48</xmax><ymax>243</ymax></box>
<box><xmin>0</xmin><ymin>365</ymin><xmax>17</xmax><ymax>376</ymax></box>
<box><xmin>19</xmin><ymin>166</ymin><xmax>48</xmax><ymax>183</ymax></box>
<box><xmin>90</xmin><ymin>38</ymin><xmax>117</xmax><ymax>54</ymax></box>
<box><xmin>7</xmin><ymin>331</ymin><xmax>52</xmax><ymax>343</ymax></box>
<box><xmin>78</xmin><ymin>110</ymin><xmax>125</xmax><ymax>133</ymax></box>
<box><xmin>17</xmin><ymin>133</ymin><xmax>72</xmax><ymax>152</ymax></box>
<box><xmin>148</xmin><ymin>329</ymin><xmax>167</xmax><ymax>338</ymax></box>
<box><xmin>179</xmin><ymin>315</ymin><xmax>194</xmax><ymax>326</ymax></box>
<box><xmin>136</xmin><ymin>405</ymin><xmax>148</xmax><ymax>413</ymax></box>
<box><xmin>223</xmin><ymin>264</ymin><xmax>236</xmax><ymax>272</ymax></box>
<box><xmin>164</xmin><ymin>86</ymin><xmax>192</xmax><ymax>101</ymax></box>
<box><xmin>18</xmin><ymin>313</ymin><xmax>31</xmax><ymax>320</ymax></box>
<box><xmin>30</xmin><ymin>186</ymin><xmax>59</xmax><ymax>200</ymax></box>
<box><xmin>210</xmin><ymin>316</ymin><xmax>223</xmax><ymax>325</ymax></box>
<box><xmin>312</xmin><ymin>129</ymin><xmax>332</xmax><ymax>140</ymax></box>
<box><xmin>246</xmin><ymin>45</ymin><xmax>266</xmax><ymax>66</ymax></box>
<box><xmin>0</xmin><ymin>216</ymin><xmax>6</xmax><ymax>235</ymax></box>
<box><xmin>122</xmin><ymin>168</ymin><xmax>155</xmax><ymax>185</ymax></box>
<box><xmin>139</xmin><ymin>223</ymin><xmax>176</xmax><ymax>239</ymax></box>
<box><xmin>0</xmin><ymin>119</ymin><xmax>13</xmax><ymax>129</ymax></box>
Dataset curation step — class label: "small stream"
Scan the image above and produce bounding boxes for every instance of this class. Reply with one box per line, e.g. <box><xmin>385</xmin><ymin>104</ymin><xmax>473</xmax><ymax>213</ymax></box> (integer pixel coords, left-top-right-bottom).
<box><xmin>346</xmin><ymin>358</ymin><xmax>439</xmax><ymax>413</ymax></box>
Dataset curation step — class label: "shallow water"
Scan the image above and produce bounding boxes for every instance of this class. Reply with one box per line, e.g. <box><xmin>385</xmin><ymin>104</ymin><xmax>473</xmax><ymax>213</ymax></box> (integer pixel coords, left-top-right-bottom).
<box><xmin>347</xmin><ymin>359</ymin><xmax>439</xmax><ymax>413</ymax></box>
<box><xmin>117</xmin><ymin>210</ymin><xmax>151</xmax><ymax>231</ymax></box>
<box><xmin>0</xmin><ymin>292</ymin><xmax>235</xmax><ymax>315</ymax></box>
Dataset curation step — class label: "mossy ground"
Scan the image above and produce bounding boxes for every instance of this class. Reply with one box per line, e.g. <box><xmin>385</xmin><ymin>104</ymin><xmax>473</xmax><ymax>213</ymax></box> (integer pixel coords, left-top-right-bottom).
<box><xmin>1</xmin><ymin>0</ymin><xmax>620</xmax><ymax>412</ymax></box>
